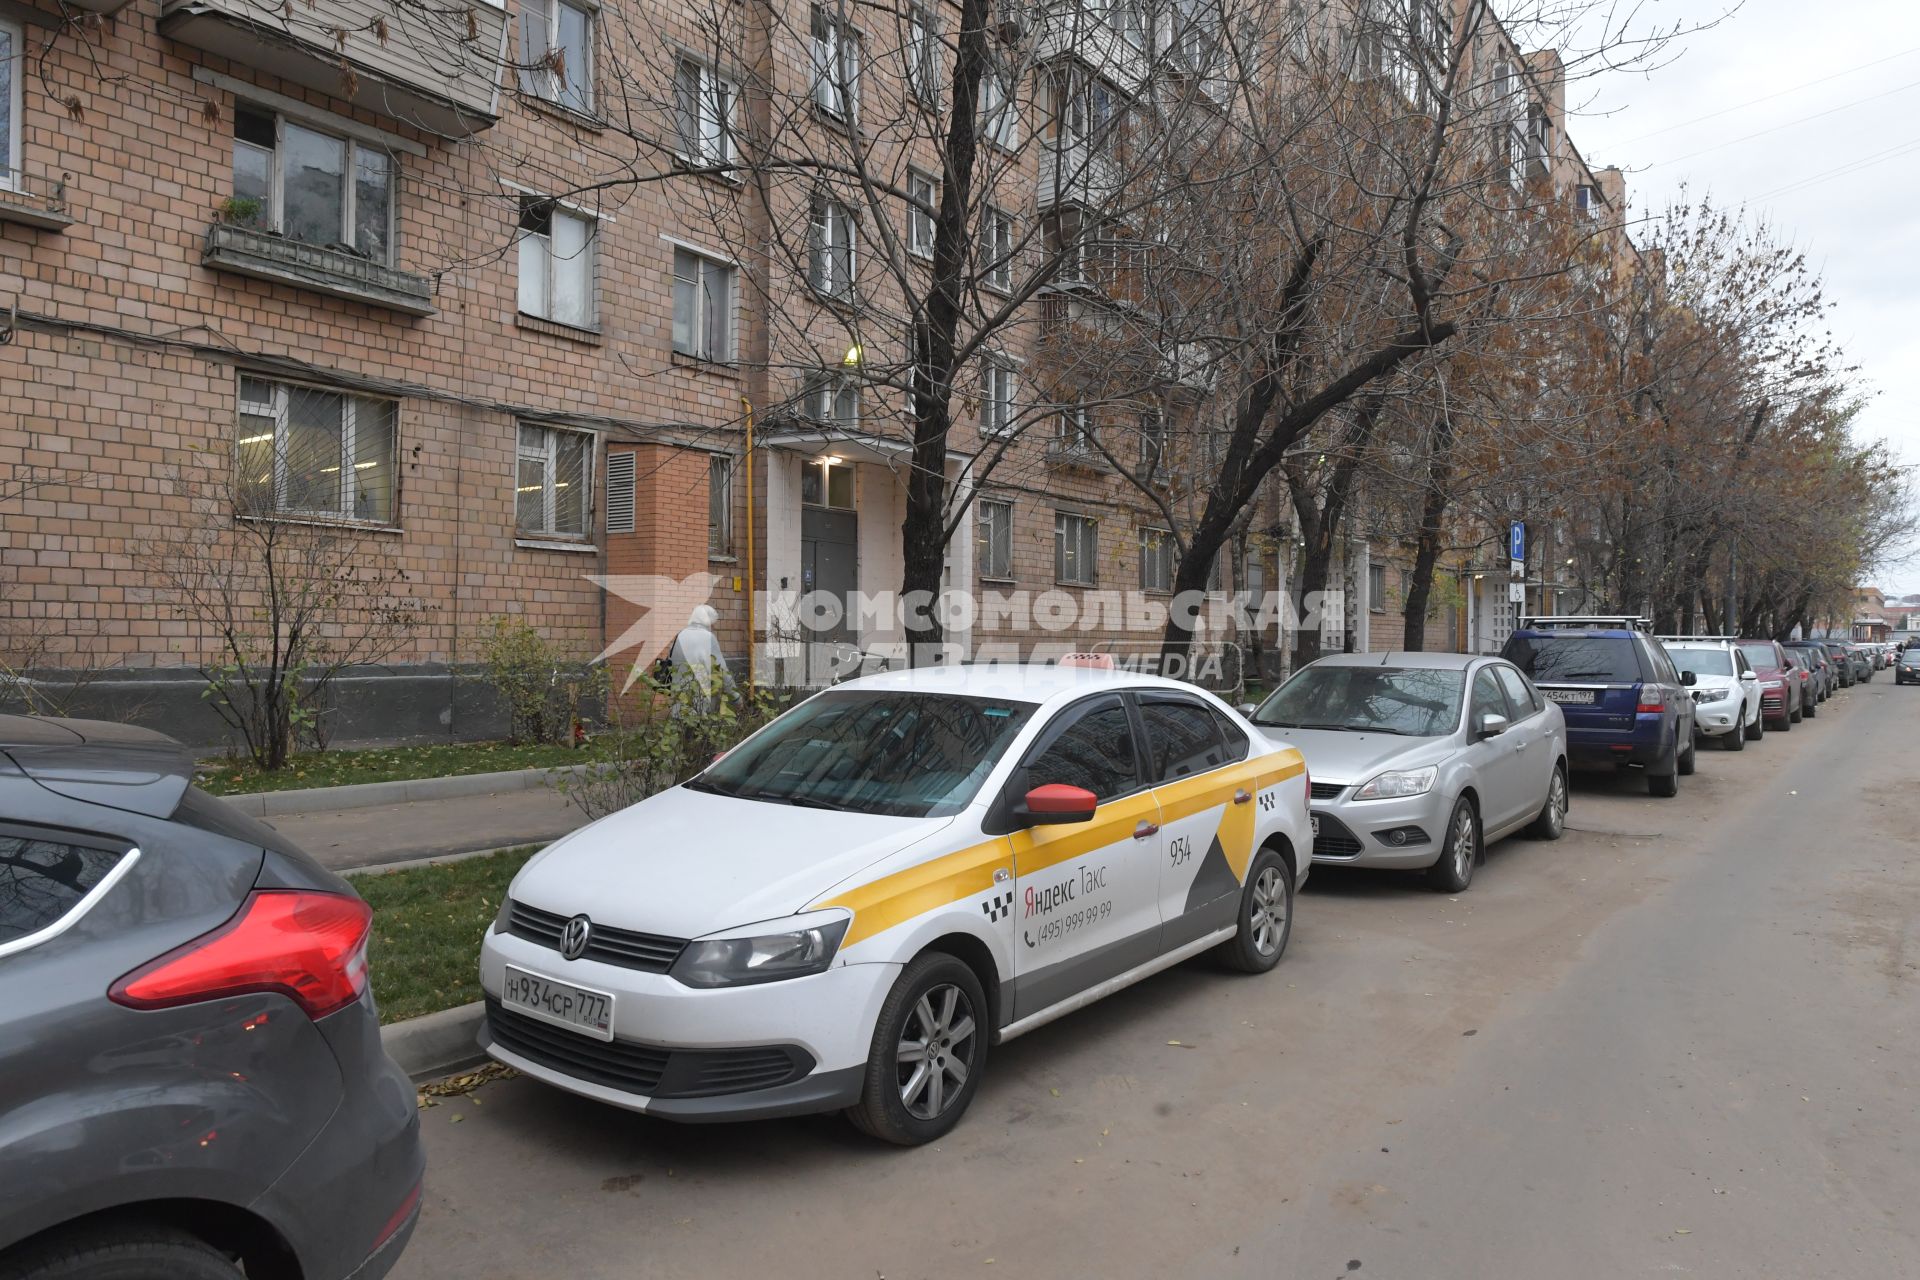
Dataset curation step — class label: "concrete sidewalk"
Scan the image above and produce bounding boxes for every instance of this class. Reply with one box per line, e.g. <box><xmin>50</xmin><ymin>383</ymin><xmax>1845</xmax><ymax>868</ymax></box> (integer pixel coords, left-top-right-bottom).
<box><xmin>270</xmin><ymin>785</ymin><xmax>587</xmax><ymax>872</ymax></box>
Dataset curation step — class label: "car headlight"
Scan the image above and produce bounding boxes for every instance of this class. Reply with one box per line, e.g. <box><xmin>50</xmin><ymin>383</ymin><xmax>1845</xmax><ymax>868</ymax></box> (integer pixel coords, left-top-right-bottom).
<box><xmin>1352</xmin><ymin>766</ymin><xmax>1438</xmax><ymax>801</ymax></box>
<box><xmin>492</xmin><ymin>895</ymin><xmax>513</xmax><ymax>934</ymax></box>
<box><xmin>1761</xmin><ymin>678</ymin><xmax>1786</xmax><ymax>691</ymax></box>
<box><xmin>670</xmin><ymin>911</ymin><xmax>851</xmax><ymax>989</ymax></box>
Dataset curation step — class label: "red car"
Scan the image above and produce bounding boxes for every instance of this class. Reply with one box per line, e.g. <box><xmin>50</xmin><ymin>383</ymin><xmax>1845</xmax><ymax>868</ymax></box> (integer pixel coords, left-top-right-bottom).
<box><xmin>1737</xmin><ymin>639</ymin><xmax>1804</xmax><ymax>729</ymax></box>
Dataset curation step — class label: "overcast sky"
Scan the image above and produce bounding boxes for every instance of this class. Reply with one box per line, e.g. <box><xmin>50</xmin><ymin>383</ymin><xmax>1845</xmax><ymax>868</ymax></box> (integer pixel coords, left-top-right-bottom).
<box><xmin>1565</xmin><ymin>0</ymin><xmax>1920</xmax><ymax>595</ymax></box>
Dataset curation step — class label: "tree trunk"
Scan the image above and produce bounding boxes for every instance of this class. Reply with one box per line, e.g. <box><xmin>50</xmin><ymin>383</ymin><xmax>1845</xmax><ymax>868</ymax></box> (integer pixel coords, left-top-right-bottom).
<box><xmin>898</xmin><ymin>0</ymin><xmax>993</xmax><ymax>661</ymax></box>
<box><xmin>1401</xmin><ymin>412</ymin><xmax>1456</xmax><ymax>650</ymax></box>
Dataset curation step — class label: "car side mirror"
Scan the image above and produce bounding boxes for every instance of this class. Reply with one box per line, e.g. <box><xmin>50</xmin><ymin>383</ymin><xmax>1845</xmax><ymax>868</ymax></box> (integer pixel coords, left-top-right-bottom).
<box><xmin>1680</xmin><ymin>670</ymin><xmax>1698</xmax><ymax>686</ymax></box>
<box><xmin>1015</xmin><ymin>783</ymin><xmax>1099</xmax><ymax>827</ymax></box>
<box><xmin>1236</xmin><ymin>702</ymin><xmax>1257</xmax><ymax>716</ymax></box>
<box><xmin>1475</xmin><ymin>712</ymin><xmax>1510</xmax><ymax>739</ymax></box>
<box><xmin>1739</xmin><ymin>671</ymin><xmax>1758</xmax><ymax>683</ymax></box>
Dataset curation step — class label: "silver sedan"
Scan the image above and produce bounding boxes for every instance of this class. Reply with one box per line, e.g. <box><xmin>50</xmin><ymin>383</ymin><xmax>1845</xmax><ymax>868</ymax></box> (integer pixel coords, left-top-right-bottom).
<box><xmin>1246</xmin><ymin>652</ymin><xmax>1569</xmax><ymax>892</ymax></box>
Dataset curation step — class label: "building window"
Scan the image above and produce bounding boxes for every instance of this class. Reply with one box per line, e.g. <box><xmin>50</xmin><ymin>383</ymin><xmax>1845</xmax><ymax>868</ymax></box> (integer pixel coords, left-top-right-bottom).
<box><xmin>519</xmin><ymin>0</ymin><xmax>595</xmax><ymax>115</ymax></box>
<box><xmin>517</xmin><ymin>197</ymin><xmax>597</xmax><ymax>330</ymax></box>
<box><xmin>1046</xmin><ymin>67</ymin><xmax>1122</xmax><ymax>157</ymax></box>
<box><xmin>809</xmin><ymin>195</ymin><xmax>857</xmax><ymax>298</ymax></box>
<box><xmin>981</xmin><ymin>206</ymin><xmax>1014</xmax><ymax>291</ymax></box>
<box><xmin>1055</xmin><ymin>512</ymin><xmax>1098</xmax><ymax>586</ymax></box>
<box><xmin>805</xmin><ymin>371</ymin><xmax>860</xmax><ymax>428</ymax></box>
<box><xmin>674</xmin><ymin>57</ymin><xmax>736</xmax><ymax>167</ymax></box>
<box><xmin>1368</xmin><ymin>561</ymin><xmax>1387</xmax><ymax>613</ymax></box>
<box><xmin>1109</xmin><ymin>0</ymin><xmax>1147</xmax><ymax>49</ymax></box>
<box><xmin>709</xmin><ymin>455</ymin><xmax>734</xmax><ymax>556</ymax></box>
<box><xmin>905</xmin><ymin>5</ymin><xmax>940</xmax><ymax>105</ymax></box>
<box><xmin>235</xmin><ymin>376</ymin><xmax>397</xmax><ymax>524</ymax></box>
<box><xmin>981</xmin><ymin>359</ymin><xmax>1016</xmax><ymax>436</ymax></box>
<box><xmin>1575</xmin><ymin>183</ymin><xmax>1596</xmax><ymax>216</ymax></box>
<box><xmin>907</xmin><ymin>169</ymin><xmax>938</xmax><ymax>259</ymax></box>
<box><xmin>672</xmin><ymin>246</ymin><xmax>735</xmax><ymax>362</ymax></box>
<box><xmin>811</xmin><ymin>6</ymin><xmax>861</xmax><ymax>121</ymax></box>
<box><xmin>978</xmin><ymin>499</ymin><xmax>1013</xmax><ymax>580</ymax></box>
<box><xmin>516</xmin><ymin>424</ymin><xmax>592</xmax><ymax>538</ymax></box>
<box><xmin>1138</xmin><ymin>407</ymin><xmax>1166</xmax><ymax>470</ymax></box>
<box><xmin>1056</xmin><ymin>402</ymin><xmax>1094</xmax><ymax>453</ymax></box>
<box><xmin>801</xmin><ymin>457</ymin><xmax>855</xmax><ymax>509</ymax></box>
<box><xmin>0</xmin><ymin>19</ymin><xmax>19</xmax><ymax>191</ymax></box>
<box><xmin>229</xmin><ymin>107</ymin><xmax>394</xmax><ymax>264</ymax></box>
<box><xmin>980</xmin><ymin>61</ymin><xmax>1019</xmax><ymax>148</ymax></box>
<box><xmin>1140</xmin><ymin>527</ymin><xmax>1174</xmax><ymax>593</ymax></box>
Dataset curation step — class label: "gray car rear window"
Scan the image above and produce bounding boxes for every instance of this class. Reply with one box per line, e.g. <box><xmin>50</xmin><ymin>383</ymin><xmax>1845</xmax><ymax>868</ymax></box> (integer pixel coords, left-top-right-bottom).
<box><xmin>0</xmin><ymin>831</ymin><xmax>128</xmax><ymax>945</ymax></box>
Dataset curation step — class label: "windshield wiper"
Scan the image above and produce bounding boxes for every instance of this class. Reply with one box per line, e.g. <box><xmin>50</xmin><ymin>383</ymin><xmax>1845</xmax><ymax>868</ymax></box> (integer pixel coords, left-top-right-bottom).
<box><xmin>1549</xmin><ymin>671</ymin><xmax>1617</xmax><ymax>680</ymax></box>
<box><xmin>780</xmin><ymin>794</ymin><xmax>853</xmax><ymax>812</ymax></box>
<box><xmin>681</xmin><ymin>777</ymin><xmax>735</xmax><ymax>797</ymax></box>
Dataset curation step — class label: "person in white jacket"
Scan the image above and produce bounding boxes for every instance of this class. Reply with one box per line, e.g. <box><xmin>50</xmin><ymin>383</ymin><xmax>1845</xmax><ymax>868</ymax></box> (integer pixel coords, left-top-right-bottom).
<box><xmin>667</xmin><ymin>604</ymin><xmax>732</xmax><ymax>711</ymax></box>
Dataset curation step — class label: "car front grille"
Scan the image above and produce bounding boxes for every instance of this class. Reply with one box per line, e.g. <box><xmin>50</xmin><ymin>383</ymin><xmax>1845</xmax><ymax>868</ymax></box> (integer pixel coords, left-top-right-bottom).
<box><xmin>1760</xmin><ymin>693</ymin><xmax>1784</xmax><ymax>712</ymax></box>
<box><xmin>504</xmin><ymin>900</ymin><xmax>687</xmax><ymax>973</ymax></box>
<box><xmin>484</xmin><ymin>999</ymin><xmax>814</xmax><ymax>1098</ymax></box>
<box><xmin>1312</xmin><ymin>814</ymin><xmax>1364</xmax><ymax>858</ymax></box>
<box><xmin>1309</xmin><ymin>782</ymin><xmax>1346</xmax><ymax>800</ymax></box>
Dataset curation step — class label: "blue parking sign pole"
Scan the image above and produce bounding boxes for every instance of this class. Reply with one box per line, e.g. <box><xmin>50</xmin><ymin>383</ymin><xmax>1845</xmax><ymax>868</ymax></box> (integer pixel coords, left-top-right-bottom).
<box><xmin>1509</xmin><ymin>521</ymin><xmax>1526</xmax><ymax>564</ymax></box>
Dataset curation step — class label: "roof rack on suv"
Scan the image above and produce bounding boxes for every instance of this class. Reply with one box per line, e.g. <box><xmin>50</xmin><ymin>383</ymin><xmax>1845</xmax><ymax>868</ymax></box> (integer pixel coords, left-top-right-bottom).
<box><xmin>1656</xmin><ymin>634</ymin><xmax>1739</xmax><ymax>642</ymax></box>
<box><xmin>1519</xmin><ymin>615</ymin><xmax>1653</xmax><ymax>631</ymax></box>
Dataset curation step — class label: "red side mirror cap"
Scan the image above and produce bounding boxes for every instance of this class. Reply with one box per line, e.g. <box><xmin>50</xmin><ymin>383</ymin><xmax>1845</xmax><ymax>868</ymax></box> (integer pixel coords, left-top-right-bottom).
<box><xmin>1022</xmin><ymin>783</ymin><xmax>1098</xmax><ymax>824</ymax></box>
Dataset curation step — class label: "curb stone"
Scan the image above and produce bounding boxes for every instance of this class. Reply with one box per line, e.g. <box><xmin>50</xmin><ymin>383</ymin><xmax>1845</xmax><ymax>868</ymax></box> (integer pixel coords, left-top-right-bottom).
<box><xmin>219</xmin><ymin>763</ymin><xmax>591</xmax><ymax>818</ymax></box>
<box><xmin>381</xmin><ymin>1001</ymin><xmax>488</xmax><ymax>1083</ymax></box>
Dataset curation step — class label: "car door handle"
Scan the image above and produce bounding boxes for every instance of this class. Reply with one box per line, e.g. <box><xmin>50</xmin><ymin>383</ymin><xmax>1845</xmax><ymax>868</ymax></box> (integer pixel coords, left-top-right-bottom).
<box><xmin>1232</xmin><ymin>788</ymin><xmax>1253</xmax><ymax>805</ymax></box>
<box><xmin>1133</xmin><ymin>820</ymin><xmax>1159</xmax><ymax>840</ymax></box>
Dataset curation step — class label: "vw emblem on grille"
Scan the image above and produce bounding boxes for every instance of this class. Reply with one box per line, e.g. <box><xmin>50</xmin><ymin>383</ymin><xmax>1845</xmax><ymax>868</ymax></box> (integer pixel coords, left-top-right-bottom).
<box><xmin>559</xmin><ymin>914</ymin><xmax>593</xmax><ymax>961</ymax></box>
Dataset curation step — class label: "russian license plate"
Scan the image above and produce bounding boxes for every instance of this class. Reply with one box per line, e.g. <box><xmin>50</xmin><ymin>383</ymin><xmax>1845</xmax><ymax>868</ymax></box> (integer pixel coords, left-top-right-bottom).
<box><xmin>1543</xmin><ymin>688</ymin><xmax>1596</xmax><ymax>705</ymax></box>
<box><xmin>1310</xmin><ymin>813</ymin><xmax>1321</xmax><ymax>835</ymax></box>
<box><xmin>501</xmin><ymin>965</ymin><xmax>614</xmax><ymax>1041</ymax></box>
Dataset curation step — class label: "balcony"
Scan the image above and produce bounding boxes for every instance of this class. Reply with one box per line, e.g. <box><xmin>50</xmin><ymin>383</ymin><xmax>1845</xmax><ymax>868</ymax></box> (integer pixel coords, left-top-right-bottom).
<box><xmin>1044</xmin><ymin>440</ymin><xmax>1112</xmax><ymax>473</ymax></box>
<box><xmin>159</xmin><ymin>0</ymin><xmax>507</xmax><ymax>137</ymax></box>
<box><xmin>202</xmin><ymin>222</ymin><xmax>437</xmax><ymax>316</ymax></box>
<box><xmin>0</xmin><ymin>170</ymin><xmax>76</xmax><ymax>232</ymax></box>
<box><xmin>1037</xmin><ymin>138</ymin><xmax>1122</xmax><ymax>211</ymax></box>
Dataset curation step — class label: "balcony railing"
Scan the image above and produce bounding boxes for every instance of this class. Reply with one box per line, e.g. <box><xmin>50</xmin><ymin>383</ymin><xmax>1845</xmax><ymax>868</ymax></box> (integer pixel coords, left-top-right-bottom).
<box><xmin>0</xmin><ymin>169</ymin><xmax>76</xmax><ymax>231</ymax></box>
<box><xmin>202</xmin><ymin>222</ymin><xmax>437</xmax><ymax>316</ymax></box>
<box><xmin>159</xmin><ymin>0</ymin><xmax>508</xmax><ymax>136</ymax></box>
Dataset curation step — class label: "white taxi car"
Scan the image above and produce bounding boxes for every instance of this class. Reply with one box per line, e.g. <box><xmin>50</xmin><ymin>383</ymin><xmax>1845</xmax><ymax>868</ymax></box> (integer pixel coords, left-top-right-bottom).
<box><xmin>477</xmin><ymin>662</ymin><xmax>1311</xmax><ymax>1144</ymax></box>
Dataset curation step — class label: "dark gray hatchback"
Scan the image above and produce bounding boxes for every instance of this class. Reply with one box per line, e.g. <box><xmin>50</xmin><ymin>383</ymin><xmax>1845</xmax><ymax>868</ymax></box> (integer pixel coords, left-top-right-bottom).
<box><xmin>0</xmin><ymin>716</ymin><xmax>423</xmax><ymax>1280</ymax></box>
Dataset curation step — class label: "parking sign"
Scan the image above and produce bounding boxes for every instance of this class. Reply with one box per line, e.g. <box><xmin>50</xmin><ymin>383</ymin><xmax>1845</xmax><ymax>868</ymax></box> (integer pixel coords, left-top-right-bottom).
<box><xmin>1509</xmin><ymin>521</ymin><xmax>1526</xmax><ymax>564</ymax></box>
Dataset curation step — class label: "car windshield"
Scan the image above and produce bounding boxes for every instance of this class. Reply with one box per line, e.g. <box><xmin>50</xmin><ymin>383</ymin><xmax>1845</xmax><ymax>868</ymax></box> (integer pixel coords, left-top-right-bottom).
<box><xmin>1253</xmin><ymin>666</ymin><xmax>1465</xmax><ymax>737</ymax></box>
<box><xmin>1668</xmin><ymin>647</ymin><xmax>1734</xmax><ymax>677</ymax></box>
<box><xmin>1738</xmin><ymin>643</ymin><xmax>1777</xmax><ymax>670</ymax></box>
<box><xmin>1501</xmin><ymin>635</ymin><xmax>1641</xmax><ymax>682</ymax></box>
<box><xmin>688</xmin><ymin>690</ymin><xmax>1037</xmax><ymax>818</ymax></box>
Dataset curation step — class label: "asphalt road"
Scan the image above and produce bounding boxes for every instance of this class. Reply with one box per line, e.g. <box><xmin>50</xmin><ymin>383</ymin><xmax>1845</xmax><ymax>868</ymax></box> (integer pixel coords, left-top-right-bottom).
<box><xmin>391</xmin><ymin>680</ymin><xmax>1918</xmax><ymax>1280</ymax></box>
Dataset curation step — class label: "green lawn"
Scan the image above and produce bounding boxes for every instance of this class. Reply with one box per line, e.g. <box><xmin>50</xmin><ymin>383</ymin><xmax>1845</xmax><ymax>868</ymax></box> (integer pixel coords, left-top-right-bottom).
<box><xmin>356</xmin><ymin>845</ymin><xmax>542</xmax><ymax>1024</ymax></box>
<box><xmin>196</xmin><ymin>741</ymin><xmax>583</xmax><ymax>796</ymax></box>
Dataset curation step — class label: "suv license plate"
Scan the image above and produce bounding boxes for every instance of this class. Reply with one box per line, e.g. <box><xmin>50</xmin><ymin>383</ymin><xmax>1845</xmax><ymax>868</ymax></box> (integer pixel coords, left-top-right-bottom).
<box><xmin>501</xmin><ymin>965</ymin><xmax>615</xmax><ymax>1041</ymax></box>
<box><xmin>1543</xmin><ymin>689</ymin><xmax>1595</xmax><ymax>704</ymax></box>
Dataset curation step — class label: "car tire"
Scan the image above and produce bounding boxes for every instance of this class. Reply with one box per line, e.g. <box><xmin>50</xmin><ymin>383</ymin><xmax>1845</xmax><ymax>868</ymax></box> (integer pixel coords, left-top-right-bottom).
<box><xmin>1648</xmin><ymin>744</ymin><xmax>1680</xmax><ymax>796</ymax></box>
<box><xmin>1426</xmin><ymin>797</ymin><xmax>1479</xmax><ymax>892</ymax></box>
<box><xmin>0</xmin><ymin>1226</ymin><xmax>243</xmax><ymax>1280</ymax></box>
<box><xmin>1723</xmin><ymin>720</ymin><xmax>1746</xmax><ymax>751</ymax></box>
<box><xmin>1789</xmin><ymin>703</ymin><xmax>1803</xmax><ymax>723</ymax></box>
<box><xmin>1677</xmin><ymin>732</ymin><xmax>1697</xmax><ymax>776</ymax></box>
<box><xmin>1525</xmin><ymin>764</ymin><xmax>1568</xmax><ymax>839</ymax></box>
<box><xmin>847</xmin><ymin>951</ymin><xmax>989</xmax><ymax>1146</ymax></box>
<box><xmin>1745</xmin><ymin>709</ymin><xmax>1764</xmax><ymax>740</ymax></box>
<box><xmin>1214</xmin><ymin>845</ymin><xmax>1292</xmax><ymax>973</ymax></box>
<box><xmin>1776</xmin><ymin>709</ymin><xmax>1793</xmax><ymax>732</ymax></box>
<box><xmin>1803</xmin><ymin>696</ymin><xmax>1817</xmax><ymax>719</ymax></box>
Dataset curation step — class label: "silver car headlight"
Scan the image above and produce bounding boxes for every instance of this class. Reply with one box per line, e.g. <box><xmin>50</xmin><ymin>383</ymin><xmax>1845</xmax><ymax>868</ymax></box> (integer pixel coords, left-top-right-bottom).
<box><xmin>670</xmin><ymin>910</ymin><xmax>852</xmax><ymax>989</ymax></box>
<box><xmin>1352</xmin><ymin>766</ymin><xmax>1438</xmax><ymax>801</ymax></box>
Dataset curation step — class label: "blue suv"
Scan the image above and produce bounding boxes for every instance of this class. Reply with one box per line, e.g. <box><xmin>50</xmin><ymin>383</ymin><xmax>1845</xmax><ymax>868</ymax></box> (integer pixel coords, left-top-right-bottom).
<box><xmin>1499</xmin><ymin>617</ymin><xmax>1698</xmax><ymax>797</ymax></box>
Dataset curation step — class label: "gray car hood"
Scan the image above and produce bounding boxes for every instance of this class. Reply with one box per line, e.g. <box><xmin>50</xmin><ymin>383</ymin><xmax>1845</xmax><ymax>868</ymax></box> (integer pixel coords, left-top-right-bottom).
<box><xmin>1251</xmin><ymin>726</ymin><xmax>1457</xmax><ymax>787</ymax></box>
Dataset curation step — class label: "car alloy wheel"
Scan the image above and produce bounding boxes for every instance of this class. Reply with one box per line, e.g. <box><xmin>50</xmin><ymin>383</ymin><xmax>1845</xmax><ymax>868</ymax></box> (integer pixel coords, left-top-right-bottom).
<box><xmin>1428</xmin><ymin>798</ymin><xmax>1479</xmax><ymax>891</ymax></box>
<box><xmin>897</xmin><ymin>983</ymin><xmax>977</xmax><ymax>1121</ymax></box>
<box><xmin>1530</xmin><ymin>766</ymin><xmax>1568</xmax><ymax>838</ymax></box>
<box><xmin>1249</xmin><ymin>865</ymin><xmax>1288</xmax><ymax>958</ymax></box>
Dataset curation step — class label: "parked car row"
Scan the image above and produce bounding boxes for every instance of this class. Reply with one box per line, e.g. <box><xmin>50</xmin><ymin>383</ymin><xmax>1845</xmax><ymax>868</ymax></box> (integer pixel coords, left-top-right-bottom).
<box><xmin>0</xmin><ymin>626</ymin><xmax>1863</xmax><ymax>1272</ymax></box>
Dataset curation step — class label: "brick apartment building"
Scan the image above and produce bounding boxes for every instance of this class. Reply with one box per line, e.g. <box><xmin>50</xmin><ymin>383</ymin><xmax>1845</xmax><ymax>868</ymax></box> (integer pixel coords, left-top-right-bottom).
<box><xmin>0</xmin><ymin>0</ymin><xmax>1638</xmax><ymax>745</ymax></box>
